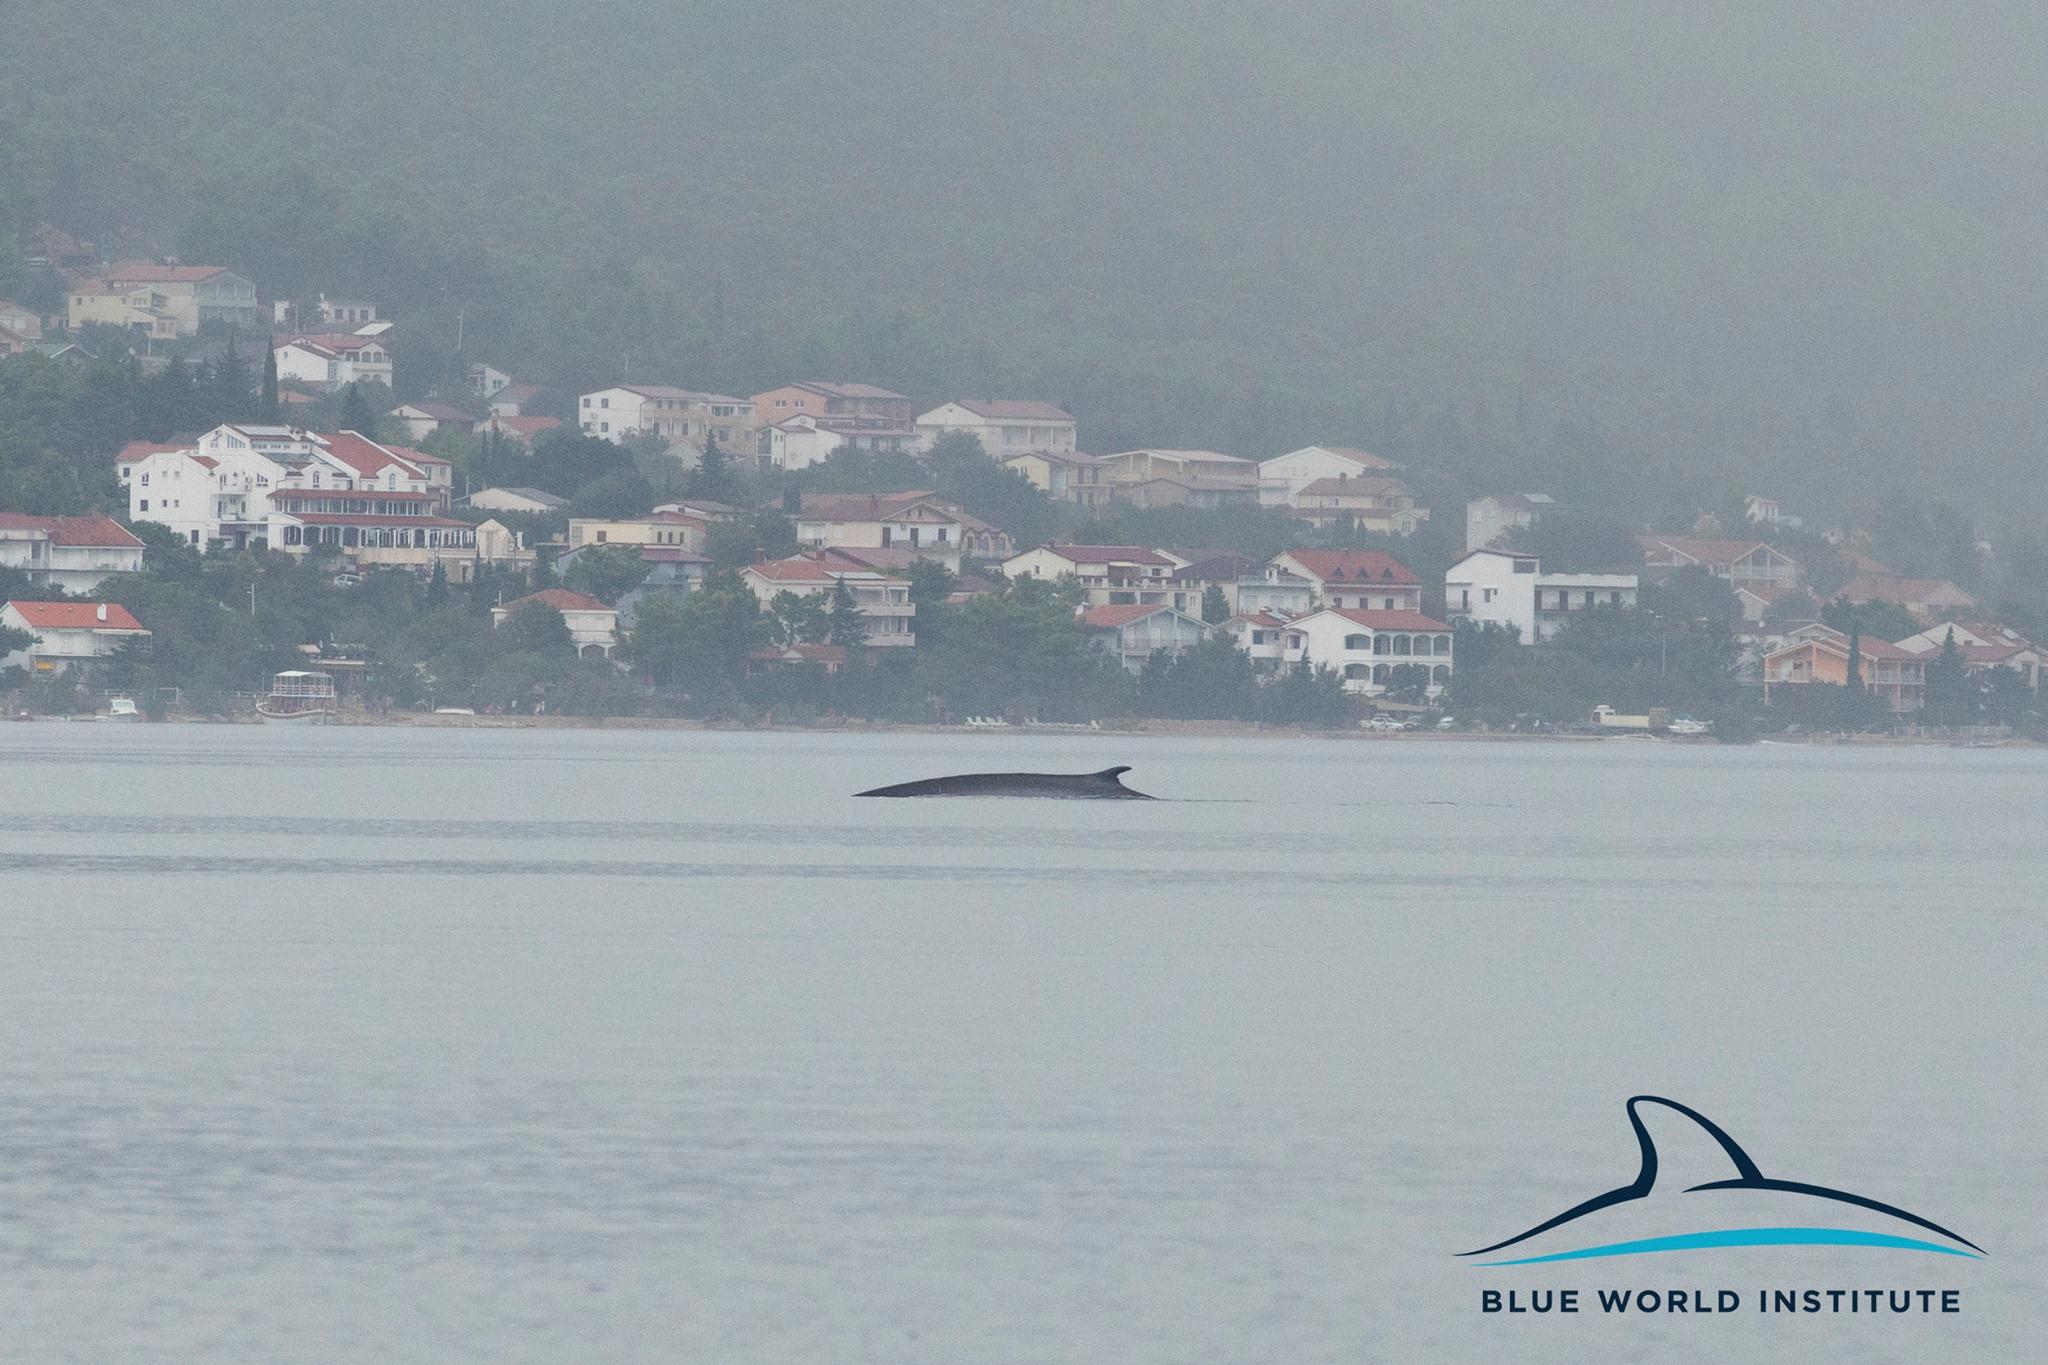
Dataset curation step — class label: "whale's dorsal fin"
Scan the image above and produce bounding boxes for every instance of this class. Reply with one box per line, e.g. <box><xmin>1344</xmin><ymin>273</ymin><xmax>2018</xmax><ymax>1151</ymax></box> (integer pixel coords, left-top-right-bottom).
<box><xmin>1627</xmin><ymin>1095</ymin><xmax>1765</xmax><ymax>1193</ymax></box>
<box><xmin>1093</xmin><ymin>766</ymin><xmax>1134</xmax><ymax>780</ymax></box>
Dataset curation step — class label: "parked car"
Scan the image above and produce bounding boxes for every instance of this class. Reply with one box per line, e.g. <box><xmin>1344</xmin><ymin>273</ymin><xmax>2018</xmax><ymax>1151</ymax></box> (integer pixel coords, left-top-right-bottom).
<box><xmin>1365</xmin><ymin>714</ymin><xmax>1404</xmax><ymax>732</ymax></box>
<box><xmin>1436</xmin><ymin>715</ymin><xmax>1458</xmax><ymax>731</ymax></box>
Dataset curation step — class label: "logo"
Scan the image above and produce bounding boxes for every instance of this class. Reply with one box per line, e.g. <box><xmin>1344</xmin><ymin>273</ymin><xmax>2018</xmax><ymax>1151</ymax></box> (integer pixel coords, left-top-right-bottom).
<box><xmin>1461</xmin><ymin>1095</ymin><xmax>1983</xmax><ymax>1267</ymax></box>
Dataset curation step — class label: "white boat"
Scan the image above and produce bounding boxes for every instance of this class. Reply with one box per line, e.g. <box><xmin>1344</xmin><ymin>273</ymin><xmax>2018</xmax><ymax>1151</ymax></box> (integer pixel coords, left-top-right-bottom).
<box><xmin>256</xmin><ymin>670</ymin><xmax>338</xmax><ymax>722</ymax></box>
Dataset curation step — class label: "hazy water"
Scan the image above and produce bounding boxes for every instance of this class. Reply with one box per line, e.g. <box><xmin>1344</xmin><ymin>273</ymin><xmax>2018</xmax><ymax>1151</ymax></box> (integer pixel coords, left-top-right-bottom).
<box><xmin>0</xmin><ymin>725</ymin><xmax>2041</xmax><ymax>1363</ymax></box>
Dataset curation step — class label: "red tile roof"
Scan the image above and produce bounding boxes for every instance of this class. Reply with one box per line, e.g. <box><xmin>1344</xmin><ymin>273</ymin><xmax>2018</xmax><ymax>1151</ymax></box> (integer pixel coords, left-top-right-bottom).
<box><xmin>1638</xmin><ymin>535</ymin><xmax>1784</xmax><ymax>565</ymax></box>
<box><xmin>1082</xmin><ymin>603</ymin><xmax>1170</xmax><ymax>628</ymax></box>
<box><xmin>1030</xmin><ymin>543</ymin><xmax>1174</xmax><ymax>566</ymax></box>
<box><xmin>507</xmin><ymin>589</ymin><xmax>612</xmax><ymax>613</ymax></box>
<box><xmin>289</xmin><ymin>514</ymin><xmax>470</xmax><ymax>527</ymax></box>
<box><xmin>318</xmin><ymin>431</ymin><xmax>423</xmax><ymax>479</ymax></box>
<box><xmin>1278</xmin><ymin>550</ymin><xmax>1419</xmax><ymax>584</ymax></box>
<box><xmin>5</xmin><ymin>600</ymin><xmax>145</xmax><ymax>630</ymax></box>
<box><xmin>1837</xmin><ymin>574</ymin><xmax>1976</xmax><ymax>607</ymax></box>
<box><xmin>115</xmin><ymin>440</ymin><xmax>186</xmax><ymax>464</ymax></box>
<box><xmin>0</xmin><ymin>514</ymin><xmax>143</xmax><ymax>547</ymax></box>
<box><xmin>105</xmin><ymin>262</ymin><xmax>232</xmax><ymax>284</ymax></box>
<box><xmin>1323</xmin><ymin>608</ymin><xmax>1452</xmax><ymax>631</ymax></box>
<box><xmin>948</xmin><ymin>399</ymin><xmax>1074</xmax><ymax>421</ymax></box>
<box><xmin>1293</xmin><ymin>476</ymin><xmax>1410</xmax><ymax>499</ymax></box>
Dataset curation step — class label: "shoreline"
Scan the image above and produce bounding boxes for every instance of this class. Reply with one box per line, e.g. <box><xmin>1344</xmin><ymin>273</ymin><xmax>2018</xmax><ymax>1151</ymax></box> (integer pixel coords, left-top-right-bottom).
<box><xmin>23</xmin><ymin>710</ymin><xmax>2035</xmax><ymax>747</ymax></box>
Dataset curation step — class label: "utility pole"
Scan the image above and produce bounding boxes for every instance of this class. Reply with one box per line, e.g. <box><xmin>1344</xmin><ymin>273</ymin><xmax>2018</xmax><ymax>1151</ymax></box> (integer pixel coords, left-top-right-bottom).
<box><xmin>248</xmin><ymin>582</ymin><xmax>257</xmax><ymax>616</ymax></box>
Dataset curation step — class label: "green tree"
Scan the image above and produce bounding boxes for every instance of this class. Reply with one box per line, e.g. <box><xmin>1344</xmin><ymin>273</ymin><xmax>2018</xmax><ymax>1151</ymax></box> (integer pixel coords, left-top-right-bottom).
<box><xmin>341</xmin><ymin>382</ymin><xmax>375</xmax><ymax>434</ymax></box>
<box><xmin>622</xmin><ymin>570</ymin><xmax>767</xmax><ymax>702</ymax></box>
<box><xmin>564</xmin><ymin>544</ymin><xmax>651</xmax><ymax>604</ymax></box>
<box><xmin>498</xmin><ymin>600</ymin><xmax>574</xmax><ymax>656</ymax></box>
<box><xmin>1919</xmin><ymin>628</ymin><xmax>1974</xmax><ymax>727</ymax></box>
<box><xmin>825</xmin><ymin>575</ymin><xmax>868</xmax><ymax>646</ymax></box>
<box><xmin>567</xmin><ymin>471</ymin><xmax>655</xmax><ymax>519</ymax></box>
<box><xmin>1200</xmin><ymin>584</ymin><xmax>1230</xmax><ymax>624</ymax></box>
<box><xmin>260</xmin><ymin>345</ymin><xmax>280</xmax><ymax>420</ymax></box>
<box><xmin>768</xmin><ymin>589</ymin><xmax>830</xmax><ymax>645</ymax></box>
<box><xmin>1137</xmin><ymin>635</ymin><xmax>1257</xmax><ymax>718</ymax></box>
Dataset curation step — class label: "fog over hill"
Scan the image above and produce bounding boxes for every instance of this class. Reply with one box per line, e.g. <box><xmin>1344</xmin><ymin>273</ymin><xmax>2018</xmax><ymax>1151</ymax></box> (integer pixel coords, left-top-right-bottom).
<box><xmin>5</xmin><ymin>1</ymin><xmax>2046</xmax><ymax>525</ymax></box>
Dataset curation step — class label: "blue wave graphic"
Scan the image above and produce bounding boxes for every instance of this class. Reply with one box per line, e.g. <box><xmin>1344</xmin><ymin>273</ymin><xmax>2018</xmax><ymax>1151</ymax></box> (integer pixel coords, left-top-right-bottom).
<box><xmin>1474</xmin><ymin>1227</ymin><xmax>1984</xmax><ymax>1267</ymax></box>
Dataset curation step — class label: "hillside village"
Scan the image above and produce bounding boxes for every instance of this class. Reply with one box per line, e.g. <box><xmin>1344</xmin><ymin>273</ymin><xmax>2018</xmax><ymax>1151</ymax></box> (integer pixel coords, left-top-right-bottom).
<box><xmin>0</xmin><ymin>239</ymin><xmax>2040</xmax><ymax>736</ymax></box>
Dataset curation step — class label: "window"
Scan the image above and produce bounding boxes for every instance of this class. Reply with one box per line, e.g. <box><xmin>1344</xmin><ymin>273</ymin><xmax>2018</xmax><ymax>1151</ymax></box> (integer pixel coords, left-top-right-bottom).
<box><xmin>596</xmin><ymin>531</ymin><xmax>607</xmax><ymax>543</ymax></box>
<box><xmin>138</xmin><ymin>499</ymin><xmax>149</xmax><ymax>511</ymax></box>
<box><xmin>582</xmin><ymin>397</ymin><xmax>591</xmax><ymax>407</ymax></box>
<box><xmin>1344</xmin><ymin>634</ymin><xmax>1369</xmax><ymax>650</ymax></box>
<box><xmin>600</xmin><ymin>397</ymin><xmax>610</xmax><ymax>409</ymax></box>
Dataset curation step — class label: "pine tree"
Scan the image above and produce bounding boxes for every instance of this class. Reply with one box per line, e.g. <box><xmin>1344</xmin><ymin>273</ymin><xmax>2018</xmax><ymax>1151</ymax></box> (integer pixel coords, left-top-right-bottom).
<box><xmin>342</xmin><ymin>382</ymin><xmax>374</xmax><ymax>434</ymax></box>
<box><xmin>426</xmin><ymin>561</ymin><xmax>448</xmax><ymax>604</ymax></box>
<box><xmin>1201</xmin><ymin>584</ymin><xmax>1230</xmax><ymax>624</ymax></box>
<box><xmin>1923</xmin><ymin>627</ymin><xmax>1971</xmax><ymax>726</ymax></box>
<box><xmin>261</xmin><ymin>345</ymin><xmax>280</xmax><ymax>420</ymax></box>
<box><xmin>826</xmin><ymin>575</ymin><xmax>867</xmax><ymax>646</ymax></box>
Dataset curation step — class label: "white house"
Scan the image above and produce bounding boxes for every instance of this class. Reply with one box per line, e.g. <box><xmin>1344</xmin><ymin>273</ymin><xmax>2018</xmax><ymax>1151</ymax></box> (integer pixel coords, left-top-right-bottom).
<box><xmin>1221</xmin><ymin>610</ymin><xmax>1293</xmax><ymax>672</ymax></box>
<box><xmin>1080</xmin><ymin>604</ymin><xmax>1209</xmax><ymax>673</ymax></box>
<box><xmin>740</xmin><ymin>553</ymin><xmax>916</xmax><ymax>646</ymax></box>
<box><xmin>757</xmin><ymin>414</ymin><xmax>846</xmax><ymax>470</ymax></box>
<box><xmin>0</xmin><ymin>514</ymin><xmax>146</xmax><ymax>593</ymax></box>
<box><xmin>126</xmin><ymin>424</ymin><xmax>474</xmax><ymax>562</ymax></box>
<box><xmin>795</xmin><ymin>491</ymin><xmax>1012</xmax><ymax>568</ymax></box>
<box><xmin>467</xmin><ymin>486</ymin><xmax>568</xmax><ymax>515</ymax></box>
<box><xmin>1443</xmin><ymin>548</ymin><xmax>1638</xmax><ymax>644</ymax></box>
<box><xmin>491</xmin><ymin>588</ymin><xmax>618</xmax><ymax>658</ymax></box>
<box><xmin>915</xmin><ymin>400</ymin><xmax>1077</xmax><ymax>456</ymax></box>
<box><xmin>1258</xmin><ymin>445</ymin><xmax>1403</xmax><ymax>506</ymax></box>
<box><xmin>1466</xmin><ymin>493</ymin><xmax>1556</xmax><ymax>552</ymax></box>
<box><xmin>389</xmin><ymin>401</ymin><xmax>473</xmax><ymax>442</ymax></box>
<box><xmin>1287</xmin><ymin>475</ymin><xmax>1427</xmax><ymax>534</ymax></box>
<box><xmin>469</xmin><ymin>363</ymin><xmax>514</xmax><ymax>397</ymax></box>
<box><xmin>577</xmin><ymin>384</ymin><xmax>756</xmax><ymax>455</ymax></box>
<box><xmin>1638</xmin><ymin>536</ymin><xmax>1800</xmax><ymax>594</ymax></box>
<box><xmin>1280</xmin><ymin>608</ymin><xmax>1454</xmax><ymax>696</ymax></box>
<box><xmin>1003</xmin><ymin>543</ymin><xmax>1181</xmax><ymax>607</ymax></box>
<box><xmin>1266</xmin><ymin>550</ymin><xmax>1422</xmax><ymax>612</ymax></box>
<box><xmin>1</xmin><ymin>600</ymin><xmax>151</xmax><ymax>674</ymax></box>
<box><xmin>273</xmin><ymin>333</ymin><xmax>393</xmax><ymax>392</ymax></box>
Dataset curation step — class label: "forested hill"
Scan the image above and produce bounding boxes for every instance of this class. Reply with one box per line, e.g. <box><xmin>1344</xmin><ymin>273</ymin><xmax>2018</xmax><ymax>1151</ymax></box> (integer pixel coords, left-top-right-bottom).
<box><xmin>4</xmin><ymin>2</ymin><xmax>2047</xmax><ymax>526</ymax></box>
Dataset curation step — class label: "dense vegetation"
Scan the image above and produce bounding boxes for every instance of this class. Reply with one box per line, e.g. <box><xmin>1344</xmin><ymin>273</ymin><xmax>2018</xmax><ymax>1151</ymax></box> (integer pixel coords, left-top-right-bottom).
<box><xmin>6</xmin><ymin>2</ymin><xmax>2048</xmax><ymax>535</ymax></box>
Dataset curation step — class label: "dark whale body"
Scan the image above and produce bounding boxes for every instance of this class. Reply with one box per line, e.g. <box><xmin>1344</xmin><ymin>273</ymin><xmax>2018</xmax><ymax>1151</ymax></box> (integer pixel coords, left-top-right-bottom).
<box><xmin>856</xmin><ymin>765</ymin><xmax>1154</xmax><ymax>799</ymax></box>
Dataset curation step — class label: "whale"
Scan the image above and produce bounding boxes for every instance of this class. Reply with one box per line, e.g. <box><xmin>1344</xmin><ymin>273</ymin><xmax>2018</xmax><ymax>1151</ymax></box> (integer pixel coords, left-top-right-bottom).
<box><xmin>1460</xmin><ymin>1095</ymin><xmax>1982</xmax><ymax>1265</ymax></box>
<box><xmin>855</xmin><ymin>765</ymin><xmax>1155</xmax><ymax>799</ymax></box>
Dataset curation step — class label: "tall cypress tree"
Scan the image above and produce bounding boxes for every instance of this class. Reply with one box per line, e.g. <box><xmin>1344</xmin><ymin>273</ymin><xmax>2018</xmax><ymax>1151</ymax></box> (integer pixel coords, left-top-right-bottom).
<box><xmin>261</xmin><ymin>344</ymin><xmax>280</xmax><ymax>420</ymax></box>
<box><xmin>342</xmin><ymin>382</ymin><xmax>374</xmax><ymax>434</ymax></box>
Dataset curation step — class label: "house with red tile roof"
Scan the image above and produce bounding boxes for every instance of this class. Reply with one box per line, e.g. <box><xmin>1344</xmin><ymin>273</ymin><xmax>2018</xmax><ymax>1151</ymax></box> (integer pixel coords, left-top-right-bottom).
<box><xmin>795</xmin><ymin>490</ymin><xmax>1011</xmax><ymax>566</ymax></box>
<box><xmin>1080</xmin><ymin>602</ymin><xmax>1209</xmax><ymax>672</ymax></box>
<box><xmin>490</xmin><ymin>589</ymin><xmax>619</xmax><ymax>658</ymax></box>
<box><xmin>1832</xmin><ymin>574</ymin><xmax>1977</xmax><ymax>624</ymax></box>
<box><xmin>1287</xmin><ymin>474</ymin><xmax>1427</xmax><ymax>534</ymax></box>
<box><xmin>389</xmin><ymin>401</ymin><xmax>474</xmax><ymax>442</ymax></box>
<box><xmin>915</xmin><ymin>399</ymin><xmax>1077</xmax><ymax>456</ymax></box>
<box><xmin>1259</xmin><ymin>445</ymin><xmax>1405</xmax><ymax>505</ymax></box>
<box><xmin>95</xmin><ymin>262</ymin><xmax>257</xmax><ymax>333</ymax></box>
<box><xmin>1</xmin><ymin>600</ymin><xmax>151</xmax><ymax>675</ymax></box>
<box><xmin>1220</xmin><ymin>610</ymin><xmax>1294</xmax><ymax>671</ymax></box>
<box><xmin>1280</xmin><ymin>607</ymin><xmax>1454</xmax><ymax>696</ymax></box>
<box><xmin>750</xmin><ymin>382</ymin><xmax>914</xmax><ymax>457</ymax></box>
<box><xmin>739</xmin><ymin>552</ymin><xmax>917</xmax><ymax>646</ymax></box>
<box><xmin>125</xmin><ymin>424</ymin><xmax>474</xmax><ymax>566</ymax></box>
<box><xmin>578</xmin><ymin>385</ymin><xmax>757</xmax><ymax>456</ymax></box>
<box><xmin>1266</xmin><ymin>549</ymin><xmax>1422</xmax><ymax>612</ymax></box>
<box><xmin>1638</xmin><ymin>535</ymin><xmax>1800</xmax><ymax>593</ymax></box>
<box><xmin>274</xmin><ymin>333</ymin><xmax>391</xmax><ymax>393</ymax></box>
<box><xmin>1761</xmin><ymin>625</ymin><xmax>1925</xmax><ymax>712</ymax></box>
<box><xmin>0</xmin><ymin>514</ymin><xmax>145</xmax><ymax>593</ymax></box>
<box><xmin>473</xmin><ymin>414</ymin><xmax>562</xmax><ymax>446</ymax></box>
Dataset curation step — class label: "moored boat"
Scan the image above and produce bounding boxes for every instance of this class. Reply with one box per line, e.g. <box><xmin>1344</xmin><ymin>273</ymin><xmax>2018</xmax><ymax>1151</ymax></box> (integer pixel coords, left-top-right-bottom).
<box><xmin>256</xmin><ymin>670</ymin><xmax>338</xmax><ymax>722</ymax></box>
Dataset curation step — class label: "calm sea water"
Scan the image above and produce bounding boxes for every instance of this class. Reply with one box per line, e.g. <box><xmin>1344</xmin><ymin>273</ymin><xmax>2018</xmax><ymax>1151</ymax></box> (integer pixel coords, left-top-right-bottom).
<box><xmin>0</xmin><ymin>725</ymin><xmax>2040</xmax><ymax>1363</ymax></box>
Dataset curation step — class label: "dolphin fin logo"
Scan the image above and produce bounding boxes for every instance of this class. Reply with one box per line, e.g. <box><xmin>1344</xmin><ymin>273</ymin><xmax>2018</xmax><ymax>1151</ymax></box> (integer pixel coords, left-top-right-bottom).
<box><xmin>1461</xmin><ymin>1096</ymin><xmax>1983</xmax><ymax>1265</ymax></box>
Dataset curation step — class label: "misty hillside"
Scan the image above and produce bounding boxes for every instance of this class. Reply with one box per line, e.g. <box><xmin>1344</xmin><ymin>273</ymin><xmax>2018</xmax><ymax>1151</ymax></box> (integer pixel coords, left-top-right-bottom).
<box><xmin>4</xmin><ymin>1</ymin><xmax>2046</xmax><ymax>526</ymax></box>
